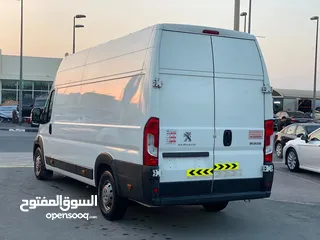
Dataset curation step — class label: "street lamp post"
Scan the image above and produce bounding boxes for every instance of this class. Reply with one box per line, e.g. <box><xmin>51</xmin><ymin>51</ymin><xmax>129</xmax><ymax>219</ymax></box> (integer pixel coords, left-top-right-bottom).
<box><xmin>73</xmin><ymin>14</ymin><xmax>86</xmax><ymax>54</ymax></box>
<box><xmin>248</xmin><ymin>0</ymin><xmax>252</xmax><ymax>33</ymax></box>
<box><xmin>234</xmin><ymin>0</ymin><xmax>240</xmax><ymax>31</ymax></box>
<box><xmin>311</xmin><ymin>16</ymin><xmax>319</xmax><ymax>121</ymax></box>
<box><xmin>18</xmin><ymin>0</ymin><xmax>23</xmax><ymax>124</ymax></box>
<box><xmin>240</xmin><ymin>12</ymin><xmax>247</xmax><ymax>32</ymax></box>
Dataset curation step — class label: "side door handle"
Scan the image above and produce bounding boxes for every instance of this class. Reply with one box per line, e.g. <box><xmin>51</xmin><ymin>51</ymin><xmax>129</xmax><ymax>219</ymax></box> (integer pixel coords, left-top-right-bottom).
<box><xmin>49</xmin><ymin>123</ymin><xmax>52</xmax><ymax>135</ymax></box>
<box><xmin>223</xmin><ymin>130</ymin><xmax>232</xmax><ymax>147</ymax></box>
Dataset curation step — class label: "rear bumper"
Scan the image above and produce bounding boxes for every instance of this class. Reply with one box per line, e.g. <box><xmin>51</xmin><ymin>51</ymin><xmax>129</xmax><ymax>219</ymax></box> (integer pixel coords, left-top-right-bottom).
<box><xmin>115</xmin><ymin>160</ymin><xmax>274</xmax><ymax>207</ymax></box>
<box><xmin>142</xmin><ymin>164</ymin><xmax>274</xmax><ymax>206</ymax></box>
<box><xmin>152</xmin><ymin>191</ymin><xmax>271</xmax><ymax>206</ymax></box>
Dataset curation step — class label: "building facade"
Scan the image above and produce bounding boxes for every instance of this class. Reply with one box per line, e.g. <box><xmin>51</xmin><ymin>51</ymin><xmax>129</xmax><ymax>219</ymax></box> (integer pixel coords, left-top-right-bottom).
<box><xmin>0</xmin><ymin>49</ymin><xmax>62</xmax><ymax>104</ymax></box>
<box><xmin>273</xmin><ymin>88</ymin><xmax>320</xmax><ymax>113</ymax></box>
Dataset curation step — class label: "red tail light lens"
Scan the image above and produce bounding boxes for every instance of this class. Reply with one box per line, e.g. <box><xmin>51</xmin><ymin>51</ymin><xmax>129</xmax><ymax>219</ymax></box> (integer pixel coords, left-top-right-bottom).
<box><xmin>143</xmin><ymin>117</ymin><xmax>159</xmax><ymax>166</ymax></box>
<box><xmin>264</xmin><ymin>120</ymin><xmax>274</xmax><ymax>163</ymax></box>
<box><xmin>202</xmin><ymin>30</ymin><xmax>219</xmax><ymax>35</ymax></box>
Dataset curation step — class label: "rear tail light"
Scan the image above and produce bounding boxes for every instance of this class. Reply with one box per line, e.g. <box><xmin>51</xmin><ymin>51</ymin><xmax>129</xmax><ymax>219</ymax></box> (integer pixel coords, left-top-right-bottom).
<box><xmin>143</xmin><ymin>117</ymin><xmax>159</xmax><ymax>166</ymax></box>
<box><xmin>291</xmin><ymin>117</ymin><xmax>296</xmax><ymax>122</ymax></box>
<box><xmin>264</xmin><ymin>120</ymin><xmax>274</xmax><ymax>163</ymax></box>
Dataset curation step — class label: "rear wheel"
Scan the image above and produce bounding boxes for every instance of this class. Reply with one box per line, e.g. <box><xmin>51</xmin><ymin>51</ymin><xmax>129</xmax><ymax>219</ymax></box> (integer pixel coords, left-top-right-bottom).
<box><xmin>98</xmin><ymin>170</ymin><xmax>128</xmax><ymax>221</ymax></box>
<box><xmin>275</xmin><ymin>142</ymin><xmax>283</xmax><ymax>158</ymax></box>
<box><xmin>202</xmin><ymin>201</ymin><xmax>229</xmax><ymax>212</ymax></box>
<box><xmin>34</xmin><ymin>147</ymin><xmax>53</xmax><ymax>180</ymax></box>
<box><xmin>286</xmin><ymin>149</ymin><xmax>300</xmax><ymax>172</ymax></box>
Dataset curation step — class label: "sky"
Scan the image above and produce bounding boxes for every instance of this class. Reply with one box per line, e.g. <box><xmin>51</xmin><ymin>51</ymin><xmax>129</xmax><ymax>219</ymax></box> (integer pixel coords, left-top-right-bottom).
<box><xmin>0</xmin><ymin>0</ymin><xmax>319</xmax><ymax>91</ymax></box>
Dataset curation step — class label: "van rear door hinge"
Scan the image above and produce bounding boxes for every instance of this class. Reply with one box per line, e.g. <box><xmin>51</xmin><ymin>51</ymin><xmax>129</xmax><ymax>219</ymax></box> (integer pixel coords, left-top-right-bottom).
<box><xmin>262</xmin><ymin>85</ymin><xmax>273</xmax><ymax>94</ymax></box>
<box><xmin>153</xmin><ymin>78</ymin><xmax>163</xmax><ymax>88</ymax></box>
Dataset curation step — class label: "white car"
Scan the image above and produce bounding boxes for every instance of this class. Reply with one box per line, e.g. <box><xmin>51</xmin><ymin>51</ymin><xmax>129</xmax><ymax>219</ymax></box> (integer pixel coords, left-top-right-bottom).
<box><xmin>313</xmin><ymin>110</ymin><xmax>320</xmax><ymax>120</ymax></box>
<box><xmin>283</xmin><ymin>128</ymin><xmax>320</xmax><ymax>173</ymax></box>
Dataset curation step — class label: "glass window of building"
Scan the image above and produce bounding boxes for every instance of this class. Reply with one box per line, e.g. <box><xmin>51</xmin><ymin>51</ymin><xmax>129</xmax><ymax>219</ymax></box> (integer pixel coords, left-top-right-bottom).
<box><xmin>2</xmin><ymin>80</ymin><xmax>18</xmax><ymax>90</ymax></box>
<box><xmin>1</xmin><ymin>80</ymin><xmax>53</xmax><ymax>104</ymax></box>
<box><xmin>23</xmin><ymin>81</ymin><xmax>33</xmax><ymax>90</ymax></box>
<box><xmin>34</xmin><ymin>81</ymin><xmax>49</xmax><ymax>91</ymax></box>
<box><xmin>1</xmin><ymin>90</ymin><xmax>17</xmax><ymax>103</ymax></box>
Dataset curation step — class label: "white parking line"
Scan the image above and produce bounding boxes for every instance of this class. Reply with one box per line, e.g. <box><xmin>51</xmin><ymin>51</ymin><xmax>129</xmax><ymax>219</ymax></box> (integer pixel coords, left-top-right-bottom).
<box><xmin>275</xmin><ymin>169</ymin><xmax>320</xmax><ymax>186</ymax></box>
<box><xmin>265</xmin><ymin>198</ymin><xmax>319</xmax><ymax>206</ymax></box>
<box><xmin>0</xmin><ymin>152</ymin><xmax>33</xmax><ymax>168</ymax></box>
<box><xmin>0</xmin><ymin>165</ymin><xmax>32</xmax><ymax>168</ymax></box>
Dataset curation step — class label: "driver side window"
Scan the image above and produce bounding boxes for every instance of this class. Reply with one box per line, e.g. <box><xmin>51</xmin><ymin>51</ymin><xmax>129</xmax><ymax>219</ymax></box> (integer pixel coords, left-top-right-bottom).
<box><xmin>42</xmin><ymin>90</ymin><xmax>55</xmax><ymax>124</ymax></box>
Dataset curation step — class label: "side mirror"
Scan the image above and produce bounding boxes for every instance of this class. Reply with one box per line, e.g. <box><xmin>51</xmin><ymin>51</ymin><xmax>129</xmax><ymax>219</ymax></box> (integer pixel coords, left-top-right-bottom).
<box><xmin>296</xmin><ymin>133</ymin><xmax>304</xmax><ymax>138</ymax></box>
<box><xmin>31</xmin><ymin>108</ymin><xmax>42</xmax><ymax>124</ymax></box>
<box><xmin>301</xmin><ymin>134</ymin><xmax>309</xmax><ymax>143</ymax></box>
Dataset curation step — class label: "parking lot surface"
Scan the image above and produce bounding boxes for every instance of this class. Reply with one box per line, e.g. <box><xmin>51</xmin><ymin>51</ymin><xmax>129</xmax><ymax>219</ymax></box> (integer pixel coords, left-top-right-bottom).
<box><xmin>0</xmin><ymin>131</ymin><xmax>320</xmax><ymax>240</ymax></box>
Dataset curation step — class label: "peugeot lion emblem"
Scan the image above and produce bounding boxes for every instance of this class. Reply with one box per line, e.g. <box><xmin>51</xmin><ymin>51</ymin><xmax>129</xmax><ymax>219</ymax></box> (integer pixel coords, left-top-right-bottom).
<box><xmin>184</xmin><ymin>132</ymin><xmax>192</xmax><ymax>142</ymax></box>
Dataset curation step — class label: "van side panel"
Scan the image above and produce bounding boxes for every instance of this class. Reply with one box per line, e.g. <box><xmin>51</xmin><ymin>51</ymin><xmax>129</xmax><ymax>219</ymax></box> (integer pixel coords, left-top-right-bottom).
<box><xmin>46</xmin><ymin>26</ymin><xmax>158</xmax><ymax>188</ymax></box>
<box><xmin>255</xmin><ymin>42</ymin><xmax>274</xmax><ymax>120</ymax></box>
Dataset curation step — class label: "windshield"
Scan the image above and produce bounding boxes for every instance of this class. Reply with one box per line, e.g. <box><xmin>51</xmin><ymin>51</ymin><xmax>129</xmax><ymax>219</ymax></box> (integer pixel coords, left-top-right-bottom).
<box><xmin>33</xmin><ymin>100</ymin><xmax>47</xmax><ymax>108</ymax></box>
<box><xmin>305</xmin><ymin>125</ymin><xmax>320</xmax><ymax>134</ymax></box>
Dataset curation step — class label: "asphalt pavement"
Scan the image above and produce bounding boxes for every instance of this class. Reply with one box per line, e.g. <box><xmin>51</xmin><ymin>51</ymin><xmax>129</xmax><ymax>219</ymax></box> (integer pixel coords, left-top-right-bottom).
<box><xmin>0</xmin><ymin>131</ymin><xmax>320</xmax><ymax>240</ymax></box>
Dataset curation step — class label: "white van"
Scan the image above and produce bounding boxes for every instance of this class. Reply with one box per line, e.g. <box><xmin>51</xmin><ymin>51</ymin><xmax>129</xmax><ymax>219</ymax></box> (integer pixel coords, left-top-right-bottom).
<box><xmin>31</xmin><ymin>23</ymin><xmax>275</xmax><ymax>221</ymax></box>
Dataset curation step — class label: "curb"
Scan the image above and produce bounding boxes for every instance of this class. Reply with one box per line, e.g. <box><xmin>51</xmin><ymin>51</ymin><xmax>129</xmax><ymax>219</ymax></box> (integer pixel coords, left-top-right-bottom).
<box><xmin>0</xmin><ymin>128</ymin><xmax>38</xmax><ymax>133</ymax></box>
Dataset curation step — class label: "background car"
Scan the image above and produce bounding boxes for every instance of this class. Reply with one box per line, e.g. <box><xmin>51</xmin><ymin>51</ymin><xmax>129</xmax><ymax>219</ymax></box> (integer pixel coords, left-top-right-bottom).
<box><xmin>0</xmin><ymin>105</ymin><xmax>17</xmax><ymax>122</ymax></box>
<box><xmin>283</xmin><ymin>128</ymin><xmax>320</xmax><ymax>173</ymax></box>
<box><xmin>17</xmin><ymin>98</ymin><xmax>34</xmax><ymax>118</ymax></box>
<box><xmin>274</xmin><ymin>123</ymin><xmax>320</xmax><ymax>158</ymax></box>
<box><xmin>30</xmin><ymin>93</ymin><xmax>49</xmax><ymax>127</ymax></box>
<box><xmin>275</xmin><ymin>110</ymin><xmax>314</xmax><ymax>123</ymax></box>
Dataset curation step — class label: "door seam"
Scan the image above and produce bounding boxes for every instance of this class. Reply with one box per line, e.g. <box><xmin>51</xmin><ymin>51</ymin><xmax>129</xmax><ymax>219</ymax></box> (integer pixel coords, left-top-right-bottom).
<box><xmin>210</xmin><ymin>36</ymin><xmax>216</xmax><ymax>193</ymax></box>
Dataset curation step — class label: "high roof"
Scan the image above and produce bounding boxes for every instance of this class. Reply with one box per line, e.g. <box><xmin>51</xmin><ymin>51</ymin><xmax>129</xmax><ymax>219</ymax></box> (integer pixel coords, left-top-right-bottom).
<box><xmin>273</xmin><ymin>88</ymin><xmax>320</xmax><ymax>99</ymax></box>
<box><xmin>156</xmin><ymin>23</ymin><xmax>256</xmax><ymax>40</ymax></box>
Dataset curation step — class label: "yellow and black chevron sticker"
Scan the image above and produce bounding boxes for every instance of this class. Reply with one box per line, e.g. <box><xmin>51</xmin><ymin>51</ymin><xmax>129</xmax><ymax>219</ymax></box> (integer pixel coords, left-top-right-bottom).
<box><xmin>187</xmin><ymin>162</ymin><xmax>240</xmax><ymax>177</ymax></box>
<box><xmin>214</xmin><ymin>162</ymin><xmax>239</xmax><ymax>171</ymax></box>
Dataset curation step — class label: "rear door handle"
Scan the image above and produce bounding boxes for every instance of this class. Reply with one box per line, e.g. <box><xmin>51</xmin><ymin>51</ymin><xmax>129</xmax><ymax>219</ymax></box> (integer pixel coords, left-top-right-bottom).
<box><xmin>223</xmin><ymin>130</ymin><xmax>232</xmax><ymax>147</ymax></box>
<box><xmin>49</xmin><ymin>123</ymin><xmax>52</xmax><ymax>135</ymax></box>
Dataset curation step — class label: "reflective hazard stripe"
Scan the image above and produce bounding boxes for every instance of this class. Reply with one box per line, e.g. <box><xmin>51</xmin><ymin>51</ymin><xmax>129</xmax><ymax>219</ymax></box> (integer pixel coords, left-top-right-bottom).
<box><xmin>186</xmin><ymin>162</ymin><xmax>240</xmax><ymax>177</ymax></box>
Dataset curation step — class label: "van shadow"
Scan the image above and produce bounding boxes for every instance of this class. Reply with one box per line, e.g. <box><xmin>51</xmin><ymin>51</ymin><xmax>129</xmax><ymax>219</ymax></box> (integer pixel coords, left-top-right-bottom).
<box><xmin>48</xmin><ymin>174</ymin><xmax>254</xmax><ymax>237</ymax></box>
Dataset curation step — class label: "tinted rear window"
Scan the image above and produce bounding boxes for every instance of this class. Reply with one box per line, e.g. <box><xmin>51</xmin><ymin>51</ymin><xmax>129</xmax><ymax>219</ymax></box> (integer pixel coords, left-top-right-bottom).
<box><xmin>305</xmin><ymin>125</ymin><xmax>320</xmax><ymax>134</ymax></box>
<box><xmin>288</xmin><ymin>112</ymin><xmax>310</xmax><ymax>118</ymax></box>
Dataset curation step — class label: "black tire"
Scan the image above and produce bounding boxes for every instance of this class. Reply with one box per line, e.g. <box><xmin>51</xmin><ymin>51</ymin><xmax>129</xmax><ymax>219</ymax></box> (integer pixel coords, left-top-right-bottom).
<box><xmin>286</xmin><ymin>148</ymin><xmax>300</xmax><ymax>172</ymax></box>
<box><xmin>34</xmin><ymin>147</ymin><xmax>53</xmax><ymax>180</ymax></box>
<box><xmin>275</xmin><ymin>142</ymin><xmax>283</xmax><ymax>158</ymax></box>
<box><xmin>202</xmin><ymin>201</ymin><xmax>229</xmax><ymax>212</ymax></box>
<box><xmin>98</xmin><ymin>170</ymin><xmax>128</xmax><ymax>221</ymax></box>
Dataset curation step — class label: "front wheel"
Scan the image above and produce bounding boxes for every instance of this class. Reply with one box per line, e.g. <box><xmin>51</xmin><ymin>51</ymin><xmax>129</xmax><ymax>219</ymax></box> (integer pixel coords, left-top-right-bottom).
<box><xmin>34</xmin><ymin>147</ymin><xmax>53</xmax><ymax>180</ymax></box>
<box><xmin>98</xmin><ymin>170</ymin><xmax>128</xmax><ymax>221</ymax></box>
<box><xmin>286</xmin><ymin>149</ymin><xmax>300</xmax><ymax>172</ymax></box>
<box><xmin>202</xmin><ymin>201</ymin><xmax>229</xmax><ymax>212</ymax></box>
<box><xmin>275</xmin><ymin>142</ymin><xmax>283</xmax><ymax>158</ymax></box>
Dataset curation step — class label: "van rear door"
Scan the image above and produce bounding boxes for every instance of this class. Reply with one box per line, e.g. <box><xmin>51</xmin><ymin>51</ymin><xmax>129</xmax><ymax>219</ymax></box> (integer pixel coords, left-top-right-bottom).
<box><xmin>210</xmin><ymin>36</ymin><xmax>265</xmax><ymax>186</ymax></box>
<box><xmin>157</xmin><ymin>30</ymin><xmax>215</xmax><ymax>196</ymax></box>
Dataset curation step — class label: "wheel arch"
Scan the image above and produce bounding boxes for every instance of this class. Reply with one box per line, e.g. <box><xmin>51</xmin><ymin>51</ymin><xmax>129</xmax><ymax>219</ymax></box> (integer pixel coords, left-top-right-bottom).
<box><xmin>94</xmin><ymin>153</ymin><xmax>121</xmax><ymax>193</ymax></box>
<box><xmin>33</xmin><ymin>135</ymin><xmax>44</xmax><ymax>160</ymax></box>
